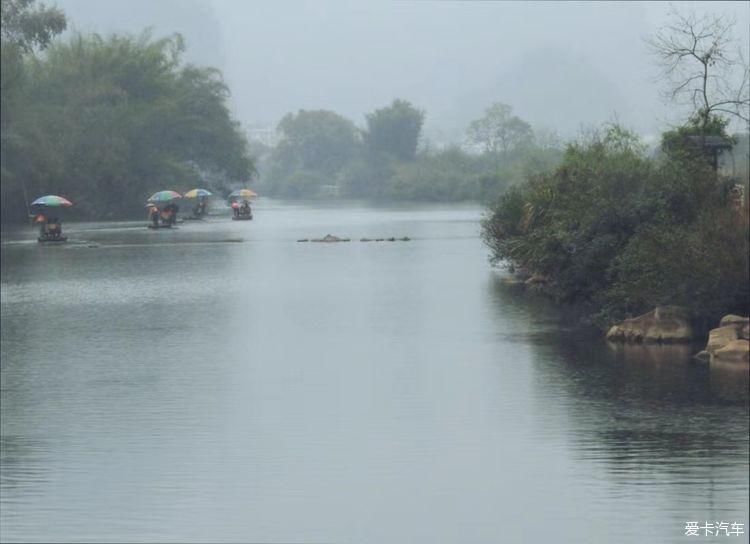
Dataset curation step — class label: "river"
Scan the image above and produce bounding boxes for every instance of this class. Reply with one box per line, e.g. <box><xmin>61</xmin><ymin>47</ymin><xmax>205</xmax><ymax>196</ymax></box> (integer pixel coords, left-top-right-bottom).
<box><xmin>1</xmin><ymin>201</ymin><xmax>748</xmax><ymax>543</ymax></box>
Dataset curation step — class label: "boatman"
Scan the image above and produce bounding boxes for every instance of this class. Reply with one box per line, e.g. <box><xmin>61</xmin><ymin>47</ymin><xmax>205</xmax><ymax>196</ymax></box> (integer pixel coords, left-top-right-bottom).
<box><xmin>34</xmin><ymin>213</ymin><xmax>47</xmax><ymax>237</ymax></box>
<box><xmin>148</xmin><ymin>205</ymin><xmax>159</xmax><ymax>227</ymax></box>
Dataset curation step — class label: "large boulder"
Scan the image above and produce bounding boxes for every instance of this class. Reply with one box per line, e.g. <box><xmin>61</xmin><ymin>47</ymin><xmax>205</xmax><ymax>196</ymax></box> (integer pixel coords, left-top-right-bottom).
<box><xmin>719</xmin><ymin>314</ymin><xmax>749</xmax><ymax>340</ymax></box>
<box><xmin>606</xmin><ymin>306</ymin><xmax>693</xmax><ymax>344</ymax></box>
<box><xmin>706</xmin><ymin>326</ymin><xmax>738</xmax><ymax>354</ymax></box>
<box><xmin>696</xmin><ymin>315</ymin><xmax>750</xmax><ymax>365</ymax></box>
<box><xmin>714</xmin><ymin>340</ymin><xmax>750</xmax><ymax>364</ymax></box>
<box><xmin>719</xmin><ymin>314</ymin><xmax>749</xmax><ymax>328</ymax></box>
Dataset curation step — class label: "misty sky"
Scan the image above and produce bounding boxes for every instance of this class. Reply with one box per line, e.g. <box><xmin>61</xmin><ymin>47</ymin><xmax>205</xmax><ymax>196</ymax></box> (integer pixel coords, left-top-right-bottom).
<box><xmin>55</xmin><ymin>0</ymin><xmax>750</xmax><ymax>142</ymax></box>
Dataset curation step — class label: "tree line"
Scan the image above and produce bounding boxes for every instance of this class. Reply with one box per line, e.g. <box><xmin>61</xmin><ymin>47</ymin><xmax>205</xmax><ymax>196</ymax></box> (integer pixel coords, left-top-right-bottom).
<box><xmin>1</xmin><ymin>0</ymin><xmax>255</xmax><ymax>223</ymax></box>
<box><xmin>253</xmin><ymin>100</ymin><xmax>563</xmax><ymax>203</ymax></box>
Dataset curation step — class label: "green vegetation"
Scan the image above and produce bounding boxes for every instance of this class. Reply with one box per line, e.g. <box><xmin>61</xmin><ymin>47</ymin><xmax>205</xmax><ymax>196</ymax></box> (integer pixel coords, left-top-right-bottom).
<box><xmin>266</xmin><ymin>109</ymin><xmax>360</xmax><ymax>198</ymax></box>
<box><xmin>259</xmin><ymin>100</ymin><xmax>562</xmax><ymax>202</ymax></box>
<box><xmin>482</xmin><ymin>9</ymin><xmax>750</xmax><ymax>329</ymax></box>
<box><xmin>1</xmin><ymin>3</ymin><xmax>562</xmax><ymax>216</ymax></box>
<box><xmin>1</xmin><ymin>0</ymin><xmax>253</xmax><ymax>222</ymax></box>
<box><xmin>481</xmin><ymin>122</ymin><xmax>749</xmax><ymax>328</ymax></box>
<box><xmin>363</xmin><ymin>99</ymin><xmax>425</xmax><ymax>162</ymax></box>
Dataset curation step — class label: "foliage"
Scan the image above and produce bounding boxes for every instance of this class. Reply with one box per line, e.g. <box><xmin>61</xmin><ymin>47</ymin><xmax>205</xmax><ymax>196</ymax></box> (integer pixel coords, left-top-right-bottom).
<box><xmin>385</xmin><ymin>146</ymin><xmax>482</xmax><ymax>202</ymax></box>
<box><xmin>1</xmin><ymin>0</ymin><xmax>66</xmax><ymax>52</ymax></box>
<box><xmin>481</xmin><ymin>123</ymin><xmax>749</xmax><ymax>326</ymax></box>
<box><xmin>265</xmin><ymin>109</ymin><xmax>360</xmax><ymax>197</ymax></box>
<box><xmin>603</xmin><ymin>208</ymin><xmax>749</xmax><ymax>328</ymax></box>
<box><xmin>467</xmin><ymin>102</ymin><xmax>534</xmax><ymax>156</ymax></box>
<box><xmin>660</xmin><ymin>111</ymin><xmax>735</xmax><ymax>169</ymax></box>
<box><xmin>259</xmin><ymin>99</ymin><xmax>562</xmax><ymax>203</ymax></box>
<box><xmin>363</xmin><ymin>99</ymin><xmax>425</xmax><ymax>161</ymax></box>
<box><xmin>380</xmin><ymin>145</ymin><xmax>562</xmax><ymax>203</ymax></box>
<box><xmin>1</xmin><ymin>31</ymin><xmax>254</xmax><ymax>221</ymax></box>
<box><xmin>1</xmin><ymin>0</ymin><xmax>67</xmax><ymax>208</ymax></box>
<box><xmin>337</xmin><ymin>153</ymin><xmax>394</xmax><ymax>199</ymax></box>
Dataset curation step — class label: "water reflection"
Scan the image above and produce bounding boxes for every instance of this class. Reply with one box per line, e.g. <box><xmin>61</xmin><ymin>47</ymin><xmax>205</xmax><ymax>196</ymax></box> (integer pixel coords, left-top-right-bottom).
<box><xmin>487</xmin><ymin>273</ymin><xmax>748</xmax><ymax>406</ymax></box>
<box><xmin>488</xmin><ymin>273</ymin><xmax>749</xmax><ymax>532</ymax></box>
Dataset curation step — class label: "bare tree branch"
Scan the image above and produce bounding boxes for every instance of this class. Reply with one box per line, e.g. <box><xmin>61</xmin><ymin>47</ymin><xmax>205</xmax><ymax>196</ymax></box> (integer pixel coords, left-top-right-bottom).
<box><xmin>646</xmin><ymin>7</ymin><xmax>749</xmax><ymax>130</ymax></box>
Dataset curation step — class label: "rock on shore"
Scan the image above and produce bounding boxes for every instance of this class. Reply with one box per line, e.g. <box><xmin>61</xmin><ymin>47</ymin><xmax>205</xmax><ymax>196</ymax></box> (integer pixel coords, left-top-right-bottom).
<box><xmin>714</xmin><ymin>340</ymin><xmax>750</xmax><ymax>363</ymax></box>
<box><xmin>606</xmin><ymin>306</ymin><xmax>692</xmax><ymax>344</ymax></box>
<box><xmin>702</xmin><ymin>314</ymin><xmax>749</xmax><ymax>364</ymax></box>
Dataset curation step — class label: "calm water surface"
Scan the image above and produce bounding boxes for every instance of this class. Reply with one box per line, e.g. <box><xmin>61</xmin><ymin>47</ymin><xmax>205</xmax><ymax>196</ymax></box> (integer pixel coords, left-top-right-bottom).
<box><xmin>1</xmin><ymin>201</ymin><xmax>748</xmax><ymax>543</ymax></box>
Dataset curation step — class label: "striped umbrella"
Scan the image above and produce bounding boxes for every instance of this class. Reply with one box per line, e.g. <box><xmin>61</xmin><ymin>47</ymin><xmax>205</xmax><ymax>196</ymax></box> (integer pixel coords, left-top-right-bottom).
<box><xmin>31</xmin><ymin>195</ymin><xmax>73</xmax><ymax>207</ymax></box>
<box><xmin>184</xmin><ymin>188</ymin><xmax>212</xmax><ymax>198</ymax></box>
<box><xmin>147</xmin><ymin>190</ymin><xmax>182</xmax><ymax>203</ymax></box>
<box><xmin>228</xmin><ymin>189</ymin><xmax>258</xmax><ymax>200</ymax></box>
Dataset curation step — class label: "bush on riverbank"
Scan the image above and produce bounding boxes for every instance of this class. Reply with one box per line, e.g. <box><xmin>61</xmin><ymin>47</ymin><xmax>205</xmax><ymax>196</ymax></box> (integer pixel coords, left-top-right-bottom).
<box><xmin>481</xmin><ymin>123</ymin><xmax>750</xmax><ymax>329</ymax></box>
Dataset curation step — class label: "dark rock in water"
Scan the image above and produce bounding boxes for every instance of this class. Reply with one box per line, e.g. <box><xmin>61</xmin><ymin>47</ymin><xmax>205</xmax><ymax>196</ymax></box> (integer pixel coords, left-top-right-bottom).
<box><xmin>311</xmin><ymin>234</ymin><xmax>350</xmax><ymax>242</ymax></box>
<box><xmin>297</xmin><ymin>239</ymin><xmax>309</xmax><ymax>243</ymax></box>
<box><xmin>360</xmin><ymin>236</ymin><xmax>409</xmax><ymax>242</ymax></box>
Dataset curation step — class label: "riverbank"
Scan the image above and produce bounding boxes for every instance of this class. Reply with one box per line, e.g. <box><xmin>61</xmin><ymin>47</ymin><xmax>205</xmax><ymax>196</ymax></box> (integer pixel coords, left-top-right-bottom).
<box><xmin>481</xmin><ymin>125</ymin><xmax>749</xmax><ymax>337</ymax></box>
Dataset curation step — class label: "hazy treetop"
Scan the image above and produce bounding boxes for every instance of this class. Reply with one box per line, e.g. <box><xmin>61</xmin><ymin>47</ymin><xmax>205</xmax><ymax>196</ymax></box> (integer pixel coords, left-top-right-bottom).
<box><xmin>53</xmin><ymin>0</ymin><xmax>750</xmax><ymax>141</ymax></box>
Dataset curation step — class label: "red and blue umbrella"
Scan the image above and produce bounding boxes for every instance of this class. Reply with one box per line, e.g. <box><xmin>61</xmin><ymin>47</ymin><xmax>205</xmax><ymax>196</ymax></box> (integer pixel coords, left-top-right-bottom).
<box><xmin>31</xmin><ymin>195</ymin><xmax>73</xmax><ymax>207</ymax></box>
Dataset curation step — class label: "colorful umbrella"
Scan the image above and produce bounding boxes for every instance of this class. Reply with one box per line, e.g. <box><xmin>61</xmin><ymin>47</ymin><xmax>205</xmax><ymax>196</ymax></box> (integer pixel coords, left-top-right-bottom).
<box><xmin>147</xmin><ymin>190</ymin><xmax>182</xmax><ymax>203</ymax></box>
<box><xmin>31</xmin><ymin>195</ymin><xmax>73</xmax><ymax>207</ymax></box>
<box><xmin>183</xmin><ymin>188</ymin><xmax>212</xmax><ymax>198</ymax></box>
<box><xmin>228</xmin><ymin>189</ymin><xmax>258</xmax><ymax>200</ymax></box>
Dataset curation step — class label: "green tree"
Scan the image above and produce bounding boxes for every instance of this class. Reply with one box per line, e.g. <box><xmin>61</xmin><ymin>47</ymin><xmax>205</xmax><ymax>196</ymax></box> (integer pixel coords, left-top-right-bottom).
<box><xmin>1</xmin><ymin>31</ymin><xmax>254</xmax><ymax>221</ymax></box>
<box><xmin>1</xmin><ymin>0</ymin><xmax>66</xmax><ymax>52</ymax></box>
<box><xmin>1</xmin><ymin>0</ymin><xmax>67</xmax><ymax>216</ymax></box>
<box><xmin>363</xmin><ymin>99</ymin><xmax>425</xmax><ymax>161</ymax></box>
<box><xmin>266</xmin><ymin>109</ymin><xmax>360</xmax><ymax>196</ymax></box>
<box><xmin>660</xmin><ymin>112</ymin><xmax>734</xmax><ymax>170</ymax></box>
<box><xmin>467</xmin><ymin>102</ymin><xmax>534</xmax><ymax>158</ymax></box>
